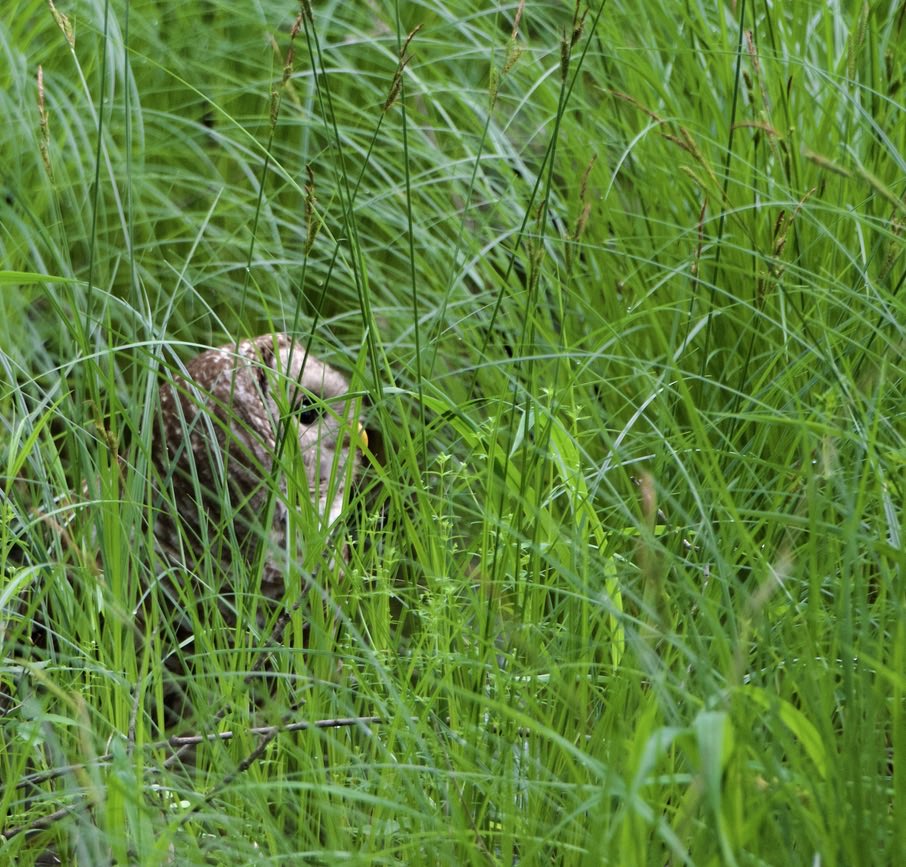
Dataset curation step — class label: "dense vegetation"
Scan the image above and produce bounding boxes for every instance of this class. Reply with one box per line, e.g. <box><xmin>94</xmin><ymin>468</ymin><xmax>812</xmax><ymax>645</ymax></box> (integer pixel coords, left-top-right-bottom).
<box><xmin>1</xmin><ymin>0</ymin><xmax>903</xmax><ymax>863</ymax></box>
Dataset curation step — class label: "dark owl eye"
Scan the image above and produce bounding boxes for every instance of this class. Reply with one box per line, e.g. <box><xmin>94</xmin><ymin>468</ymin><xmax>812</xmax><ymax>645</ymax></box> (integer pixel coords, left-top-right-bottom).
<box><xmin>296</xmin><ymin>402</ymin><xmax>320</xmax><ymax>425</ymax></box>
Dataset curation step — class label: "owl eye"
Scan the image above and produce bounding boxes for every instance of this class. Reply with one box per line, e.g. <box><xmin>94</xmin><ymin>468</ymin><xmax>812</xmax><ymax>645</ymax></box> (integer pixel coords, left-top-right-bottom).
<box><xmin>295</xmin><ymin>401</ymin><xmax>320</xmax><ymax>425</ymax></box>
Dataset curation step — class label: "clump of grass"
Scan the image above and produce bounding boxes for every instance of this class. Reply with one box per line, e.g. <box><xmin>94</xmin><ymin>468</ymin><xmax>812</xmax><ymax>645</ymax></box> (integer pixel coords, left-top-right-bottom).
<box><xmin>1</xmin><ymin>0</ymin><xmax>903</xmax><ymax>864</ymax></box>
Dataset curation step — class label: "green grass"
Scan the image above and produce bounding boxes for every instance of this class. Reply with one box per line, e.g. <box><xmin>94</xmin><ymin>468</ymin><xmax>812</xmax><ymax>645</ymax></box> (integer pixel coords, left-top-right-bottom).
<box><xmin>1</xmin><ymin>0</ymin><xmax>903</xmax><ymax>863</ymax></box>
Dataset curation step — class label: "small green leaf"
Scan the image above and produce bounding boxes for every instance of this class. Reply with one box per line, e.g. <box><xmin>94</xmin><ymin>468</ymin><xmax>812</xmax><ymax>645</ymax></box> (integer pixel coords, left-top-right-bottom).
<box><xmin>0</xmin><ymin>271</ymin><xmax>77</xmax><ymax>286</ymax></box>
<box><xmin>745</xmin><ymin>686</ymin><xmax>828</xmax><ymax>779</ymax></box>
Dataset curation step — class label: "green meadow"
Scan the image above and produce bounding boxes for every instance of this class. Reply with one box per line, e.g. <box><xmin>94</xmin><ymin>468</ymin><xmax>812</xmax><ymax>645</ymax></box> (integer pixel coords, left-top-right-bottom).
<box><xmin>1</xmin><ymin>1</ymin><xmax>903</xmax><ymax>863</ymax></box>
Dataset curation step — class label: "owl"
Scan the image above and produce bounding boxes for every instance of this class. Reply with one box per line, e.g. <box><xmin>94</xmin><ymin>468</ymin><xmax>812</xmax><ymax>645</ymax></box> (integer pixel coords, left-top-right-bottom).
<box><xmin>152</xmin><ymin>333</ymin><xmax>365</xmax><ymax>610</ymax></box>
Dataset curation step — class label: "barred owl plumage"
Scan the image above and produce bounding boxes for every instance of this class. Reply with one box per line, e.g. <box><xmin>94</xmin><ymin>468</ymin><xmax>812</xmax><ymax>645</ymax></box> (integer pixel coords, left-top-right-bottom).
<box><xmin>152</xmin><ymin>333</ymin><xmax>365</xmax><ymax>604</ymax></box>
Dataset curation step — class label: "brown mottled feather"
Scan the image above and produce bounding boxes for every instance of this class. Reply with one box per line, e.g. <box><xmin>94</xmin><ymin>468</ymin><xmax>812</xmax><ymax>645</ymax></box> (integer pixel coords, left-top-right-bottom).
<box><xmin>152</xmin><ymin>334</ymin><xmax>362</xmax><ymax>604</ymax></box>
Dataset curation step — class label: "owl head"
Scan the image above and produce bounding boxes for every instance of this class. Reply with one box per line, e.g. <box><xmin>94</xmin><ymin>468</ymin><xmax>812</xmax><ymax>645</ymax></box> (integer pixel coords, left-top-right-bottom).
<box><xmin>153</xmin><ymin>333</ymin><xmax>367</xmax><ymax>590</ymax></box>
<box><xmin>245</xmin><ymin>333</ymin><xmax>366</xmax><ymax>527</ymax></box>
